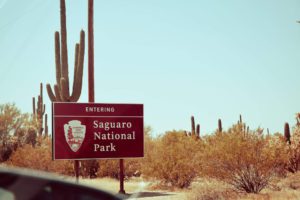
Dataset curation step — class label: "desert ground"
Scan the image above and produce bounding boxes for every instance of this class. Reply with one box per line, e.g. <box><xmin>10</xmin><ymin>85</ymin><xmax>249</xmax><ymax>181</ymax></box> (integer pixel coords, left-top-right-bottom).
<box><xmin>75</xmin><ymin>172</ymin><xmax>300</xmax><ymax>200</ymax></box>
<box><xmin>78</xmin><ymin>177</ymin><xmax>186</xmax><ymax>200</ymax></box>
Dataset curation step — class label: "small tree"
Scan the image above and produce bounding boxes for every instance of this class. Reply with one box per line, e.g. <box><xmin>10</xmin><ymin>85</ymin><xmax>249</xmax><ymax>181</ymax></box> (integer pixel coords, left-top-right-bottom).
<box><xmin>0</xmin><ymin>103</ymin><xmax>28</xmax><ymax>162</ymax></box>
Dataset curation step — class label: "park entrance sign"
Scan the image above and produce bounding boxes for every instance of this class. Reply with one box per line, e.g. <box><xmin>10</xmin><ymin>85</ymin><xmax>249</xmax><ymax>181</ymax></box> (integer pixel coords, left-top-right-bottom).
<box><xmin>52</xmin><ymin>103</ymin><xmax>144</xmax><ymax>160</ymax></box>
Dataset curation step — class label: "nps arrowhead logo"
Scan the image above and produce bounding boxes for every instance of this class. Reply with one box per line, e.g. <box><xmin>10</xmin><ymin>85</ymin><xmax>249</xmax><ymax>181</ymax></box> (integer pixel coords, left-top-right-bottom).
<box><xmin>64</xmin><ymin>120</ymin><xmax>86</xmax><ymax>152</ymax></box>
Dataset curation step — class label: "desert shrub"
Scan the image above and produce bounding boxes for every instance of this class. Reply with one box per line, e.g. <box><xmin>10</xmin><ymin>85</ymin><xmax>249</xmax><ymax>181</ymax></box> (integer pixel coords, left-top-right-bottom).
<box><xmin>80</xmin><ymin>160</ymin><xmax>99</xmax><ymax>178</ymax></box>
<box><xmin>199</xmin><ymin>124</ymin><xmax>286</xmax><ymax>193</ymax></box>
<box><xmin>98</xmin><ymin>159</ymin><xmax>120</xmax><ymax>179</ymax></box>
<box><xmin>0</xmin><ymin>139</ymin><xmax>18</xmax><ymax>162</ymax></box>
<box><xmin>6</xmin><ymin>137</ymin><xmax>74</xmax><ymax>176</ymax></box>
<box><xmin>96</xmin><ymin>127</ymin><xmax>151</xmax><ymax>179</ymax></box>
<box><xmin>186</xmin><ymin>179</ymin><xmax>240</xmax><ymax>200</ymax></box>
<box><xmin>142</xmin><ymin>130</ymin><xmax>201</xmax><ymax>188</ymax></box>
<box><xmin>97</xmin><ymin>159</ymin><xmax>141</xmax><ymax>179</ymax></box>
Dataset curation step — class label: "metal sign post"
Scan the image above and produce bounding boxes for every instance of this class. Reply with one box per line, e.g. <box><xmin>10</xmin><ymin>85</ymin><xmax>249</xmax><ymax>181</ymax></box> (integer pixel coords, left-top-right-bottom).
<box><xmin>119</xmin><ymin>159</ymin><xmax>125</xmax><ymax>194</ymax></box>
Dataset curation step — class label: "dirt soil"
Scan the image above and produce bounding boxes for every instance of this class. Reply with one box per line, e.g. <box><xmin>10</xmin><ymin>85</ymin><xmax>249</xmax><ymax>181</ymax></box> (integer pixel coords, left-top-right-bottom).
<box><xmin>78</xmin><ymin>177</ymin><xmax>186</xmax><ymax>200</ymax></box>
<box><xmin>76</xmin><ymin>173</ymin><xmax>300</xmax><ymax>200</ymax></box>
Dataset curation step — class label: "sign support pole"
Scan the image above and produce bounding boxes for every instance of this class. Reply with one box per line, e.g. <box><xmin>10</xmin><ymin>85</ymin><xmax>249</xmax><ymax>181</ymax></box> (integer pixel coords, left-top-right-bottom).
<box><xmin>75</xmin><ymin>160</ymin><xmax>80</xmax><ymax>183</ymax></box>
<box><xmin>119</xmin><ymin>159</ymin><xmax>126</xmax><ymax>194</ymax></box>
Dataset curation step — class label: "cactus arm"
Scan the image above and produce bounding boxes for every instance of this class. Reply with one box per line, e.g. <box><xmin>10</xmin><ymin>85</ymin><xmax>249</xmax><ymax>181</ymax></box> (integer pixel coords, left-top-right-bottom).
<box><xmin>40</xmin><ymin>83</ymin><xmax>43</xmax><ymax>102</ymax></box>
<box><xmin>37</xmin><ymin>95</ymin><xmax>41</xmax><ymax>114</ymax></box>
<box><xmin>70</xmin><ymin>30</ymin><xmax>85</xmax><ymax>102</ymax></box>
<box><xmin>191</xmin><ymin>116</ymin><xmax>195</xmax><ymax>135</ymax></box>
<box><xmin>196</xmin><ymin>124</ymin><xmax>200</xmax><ymax>139</ymax></box>
<box><xmin>54</xmin><ymin>84</ymin><xmax>62</xmax><ymax>102</ymax></box>
<box><xmin>46</xmin><ymin>84</ymin><xmax>57</xmax><ymax>102</ymax></box>
<box><xmin>42</xmin><ymin>104</ymin><xmax>45</xmax><ymax>115</ymax></box>
<box><xmin>55</xmin><ymin>32</ymin><xmax>62</xmax><ymax>90</ymax></box>
<box><xmin>49</xmin><ymin>1</ymin><xmax>85</xmax><ymax>103</ymax></box>
<box><xmin>72</xmin><ymin>43</ymin><xmax>79</xmax><ymax>93</ymax></box>
<box><xmin>32</xmin><ymin>97</ymin><xmax>36</xmax><ymax>116</ymax></box>
<box><xmin>60</xmin><ymin>0</ymin><xmax>70</xmax><ymax>97</ymax></box>
<box><xmin>40</xmin><ymin>83</ymin><xmax>45</xmax><ymax>114</ymax></box>
<box><xmin>40</xmin><ymin>83</ymin><xmax>43</xmax><ymax>106</ymax></box>
<box><xmin>45</xmin><ymin>114</ymin><xmax>48</xmax><ymax>137</ymax></box>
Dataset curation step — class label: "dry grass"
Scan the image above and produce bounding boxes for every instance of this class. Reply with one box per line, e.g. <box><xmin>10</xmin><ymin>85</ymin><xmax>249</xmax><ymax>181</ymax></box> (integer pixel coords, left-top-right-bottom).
<box><xmin>186</xmin><ymin>173</ymin><xmax>300</xmax><ymax>200</ymax></box>
<box><xmin>72</xmin><ymin>172</ymin><xmax>300</xmax><ymax>200</ymax></box>
<box><xmin>186</xmin><ymin>179</ymin><xmax>242</xmax><ymax>200</ymax></box>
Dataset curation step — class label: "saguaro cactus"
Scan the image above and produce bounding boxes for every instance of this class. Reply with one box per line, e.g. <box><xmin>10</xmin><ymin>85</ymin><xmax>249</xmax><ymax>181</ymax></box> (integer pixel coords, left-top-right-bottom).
<box><xmin>196</xmin><ymin>124</ymin><xmax>200</xmax><ymax>138</ymax></box>
<box><xmin>46</xmin><ymin>0</ymin><xmax>85</xmax><ymax>183</ymax></box>
<box><xmin>46</xmin><ymin>0</ymin><xmax>85</xmax><ymax>102</ymax></box>
<box><xmin>33</xmin><ymin>83</ymin><xmax>46</xmax><ymax>136</ymax></box>
<box><xmin>237</xmin><ymin>114</ymin><xmax>243</xmax><ymax>125</ymax></box>
<box><xmin>284</xmin><ymin>122</ymin><xmax>291</xmax><ymax>145</ymax></box>
<box><xmin>218</xmin><ymin>119</ymin><xmax>222</xmax><ymax>132</ymax></box>
<box><xmin>191</xmin><ymin>116</ymin><xmax>196</xmax><ymax>135</ymax></box>
<box><xmin>45</xmin><ymin>114</ymin><xmax>48</xmax><ymax>137</ymax></box>
<box><xmin>188</xmin><ymin>116</ymin><xmax>200</xmax><ymax>139</ymax></box>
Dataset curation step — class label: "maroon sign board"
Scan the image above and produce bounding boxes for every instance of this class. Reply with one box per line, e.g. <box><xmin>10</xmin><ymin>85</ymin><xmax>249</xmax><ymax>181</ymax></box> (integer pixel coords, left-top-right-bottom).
<box><xmin>52</xmin><ymin>103</ymin><xmax>144</xmax><ymax>160</ymax></box>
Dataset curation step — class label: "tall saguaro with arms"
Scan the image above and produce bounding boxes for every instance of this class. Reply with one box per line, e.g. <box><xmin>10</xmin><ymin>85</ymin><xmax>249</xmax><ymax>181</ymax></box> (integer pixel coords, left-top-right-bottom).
<box><xmin>46</xmin><ymin>0</ymin><xmax>85</xmax><ymax>182</ymax></box>
<box><xmin>46</xmin><ymin>0</ymin><xmax>85</xmax><ymax>102</ymax></box>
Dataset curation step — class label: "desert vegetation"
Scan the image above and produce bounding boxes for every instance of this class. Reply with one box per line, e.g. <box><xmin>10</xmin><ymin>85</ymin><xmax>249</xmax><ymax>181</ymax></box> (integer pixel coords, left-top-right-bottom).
<box><xmin>2</xmin><ymin>102</ymin><xmax>300</xmax><ymax>198</ymax></box>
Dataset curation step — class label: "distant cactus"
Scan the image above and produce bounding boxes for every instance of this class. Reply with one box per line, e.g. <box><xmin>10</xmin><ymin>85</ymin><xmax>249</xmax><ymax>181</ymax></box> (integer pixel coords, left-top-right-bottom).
<box><xmin>218</xmin><ymin>119</ymin><xmax>222</xmax><ymax>132</ymax></box>
<box><xmin>239</xmin><ymin>114</ymin><xmax>243</xmax><ymax>124</ymax></box>
<box><xmin>46</xmin><ymin>0</ymin><xmax>85</xmax><ymax>102</ymax></box>
<box><xmin>296</xmin><ymin>113</ymin><xmax>300</xmax><ymax>127</ymax></box>
<box><xmin>32</xmin><ymin>83</ymin><xmax>46</xmax><ymax>136</ymax></box>
<box><xmin>187</xmin><ymin>115</ymin><xmax>200</xmax><ymax>139</ymax></box>
<box><xmin>45</xmin><ymin>114</ymin><xmax>48</xmax><ymax>137</ymax></box>
<box><xmin>284</xmin><ymin>122</ymin><xmax>291</xmax><ymax>145</ymax></box>
<box><xmin>196</xmin><ymin>124</ymin><xmax>200</xmax><ymax>139</ymax></box>
<box><xmin>184</xmin><ymin>131</ymin><xmax>188</xmax><ymax>136</ymax></box>
<box><xmin>191</xmin><ymin>116</ymin><xmax>195</xmax><ymax>135</ymax></box>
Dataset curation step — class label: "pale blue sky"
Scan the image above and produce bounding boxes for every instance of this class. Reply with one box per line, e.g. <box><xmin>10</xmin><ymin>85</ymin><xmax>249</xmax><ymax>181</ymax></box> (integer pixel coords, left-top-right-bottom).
<box><xmin>0</xmin><ymin>0</ymin><xmax>300</xmax><ymax>135</ymax></box>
